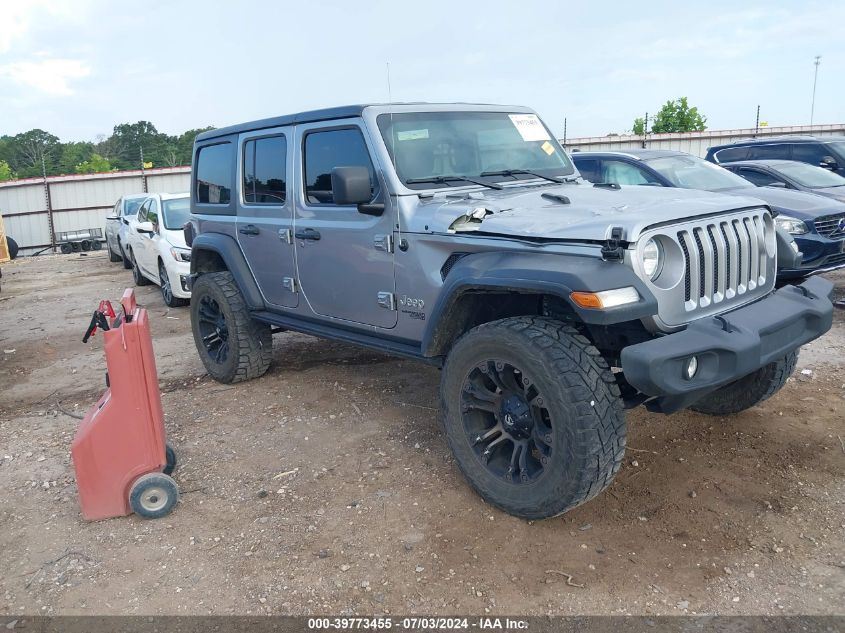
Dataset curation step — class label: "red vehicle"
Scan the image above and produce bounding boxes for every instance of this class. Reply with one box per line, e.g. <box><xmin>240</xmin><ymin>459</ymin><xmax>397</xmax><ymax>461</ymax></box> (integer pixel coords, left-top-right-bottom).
<box><xmin>72</xmin><ymin>289</ymin><xmax>178</xmax><ymax>520</ymax></box>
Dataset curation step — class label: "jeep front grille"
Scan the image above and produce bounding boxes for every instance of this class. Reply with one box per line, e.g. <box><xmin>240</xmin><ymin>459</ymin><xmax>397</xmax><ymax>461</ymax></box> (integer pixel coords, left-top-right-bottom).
<box><xmin>634</xmin><ymin>208</ymin><xmax>776</xmax><ymax>329</ymax></box>
<box><xmin>814</xmin><ymin>212</ymin><xmax>845</xmax><ymax>239</ymax></box>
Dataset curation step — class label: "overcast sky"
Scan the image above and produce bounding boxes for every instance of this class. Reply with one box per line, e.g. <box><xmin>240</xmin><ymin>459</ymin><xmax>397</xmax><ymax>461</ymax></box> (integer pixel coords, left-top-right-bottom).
<box><xmin>1</xmin><ymin>0</ymin><xmax>842</xmax><ymax>142</ymax></box>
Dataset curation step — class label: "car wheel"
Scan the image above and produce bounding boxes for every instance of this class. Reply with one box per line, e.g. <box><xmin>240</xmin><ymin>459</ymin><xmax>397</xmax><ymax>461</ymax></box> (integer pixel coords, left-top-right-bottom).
<box><xmin>159</xmin><ymin>260</ymin><xmax>187</xmax><ymax>307</ymax></box>
<box><xmin>440</xmin><ymin>316</ymin><xmax>626</xmax><ymax>520</ymax></box>
<box><xmin>108</xmin><ymin>242</ymin><xmax>122</xmax><ymax>262</ymax></box>
<box><xmin>119</xmin><ymin>242</ymin><xmax>131</xmax><ymax>269</ymax></box>
<box><xmin>131</xmin><ymin>250</ymin><xmax>150</xmax><ymax>286</ymax></box>
<box><xmin>689</xmin><ymin>351</ymin><xmax>798</xmax><ymax>416</ymax></box>
<box><xmin>190</xmin><ymin>271</ymin><xmax>272</xmax><ymax>384</ymax></box>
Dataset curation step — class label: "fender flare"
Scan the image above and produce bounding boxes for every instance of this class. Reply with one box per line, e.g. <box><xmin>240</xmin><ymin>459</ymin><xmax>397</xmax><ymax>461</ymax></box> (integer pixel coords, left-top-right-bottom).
<box><xmin>190</xmin><ymin>233</ymin><xmax>265</xmax><ymax>310</ymax></box>
<box><xmin>421</xmin><ymin>250</ymin><xmax>657</xmax><ymax>357</ymax></box>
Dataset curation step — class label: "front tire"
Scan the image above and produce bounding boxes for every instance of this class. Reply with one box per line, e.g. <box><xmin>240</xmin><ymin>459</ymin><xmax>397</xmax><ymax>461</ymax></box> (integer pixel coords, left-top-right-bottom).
<box><xmin>159</xmin><ymin>260</ymin><xmax>187</xmax><ymax>307</ymax></box>
<box><xmin>440</xmin><ymin>316</ymin><xmax>626</xmax><ymax>520</ymax></box>
<box><xmin>689</xmin><ymin>351</ymin><xmax>798</xmax><ymax>416</ymax></box>
<box><xmin>190</xmin><ymin>271</ymin><xmax>272</xmax><ymax>384</ymax></box>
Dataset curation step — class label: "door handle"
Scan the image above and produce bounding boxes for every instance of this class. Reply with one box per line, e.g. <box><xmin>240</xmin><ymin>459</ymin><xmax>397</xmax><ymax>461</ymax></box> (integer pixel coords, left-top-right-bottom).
<box><xmin>239</xmin><ymin>224</ymin><xmax>260</xmax><ymax>236</ymax></box>
<box><xmin>294</xmin><ymin>228</ymin><xmax>321</xmax><ymax>241</ymax></box>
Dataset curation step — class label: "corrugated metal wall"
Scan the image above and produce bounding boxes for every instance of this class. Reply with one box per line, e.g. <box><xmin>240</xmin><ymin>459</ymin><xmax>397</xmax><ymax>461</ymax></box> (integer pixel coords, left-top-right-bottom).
<box><xmin>0</xmin><ymin>167</ymin><xmax>190</xmax><ymax>255</ymax></box>
<box><xmin>563</xmin><ymin>123</ymin><xmax>845</xmax><ymax>158</ymax></box>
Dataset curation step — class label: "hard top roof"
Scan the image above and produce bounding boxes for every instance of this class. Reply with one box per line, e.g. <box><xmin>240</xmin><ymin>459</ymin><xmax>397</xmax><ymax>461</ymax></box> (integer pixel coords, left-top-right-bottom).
<box><xmin>195</xmin><ymin>103</ymin><xmax>534</xmax><ymax>143</ymax></box>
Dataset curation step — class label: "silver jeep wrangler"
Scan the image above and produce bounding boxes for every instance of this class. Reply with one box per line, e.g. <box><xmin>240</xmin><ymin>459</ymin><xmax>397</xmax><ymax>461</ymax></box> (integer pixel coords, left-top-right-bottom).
<box><xmin>186</xmin><ymin>103</ymin><xmax>833</xmax><ymax>519</ymax></box>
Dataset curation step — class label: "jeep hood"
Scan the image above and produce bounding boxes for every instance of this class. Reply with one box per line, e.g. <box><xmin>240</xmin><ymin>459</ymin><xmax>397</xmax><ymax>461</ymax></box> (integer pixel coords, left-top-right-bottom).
<box><xmin>418</xmin><ymin>184</ymin><xmax>767</xmax><ymax>242</ymax></box>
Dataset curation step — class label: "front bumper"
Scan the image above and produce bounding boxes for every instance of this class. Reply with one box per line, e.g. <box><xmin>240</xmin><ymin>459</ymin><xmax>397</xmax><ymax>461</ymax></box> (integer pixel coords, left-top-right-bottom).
<box><xmin>620</xmin><ymin>276</ymin><xmax>833</xmax><ymax>413</ymax></box>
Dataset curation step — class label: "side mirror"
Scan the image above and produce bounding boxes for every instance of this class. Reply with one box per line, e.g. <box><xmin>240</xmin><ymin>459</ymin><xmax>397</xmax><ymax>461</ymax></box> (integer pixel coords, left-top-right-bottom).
<box><xmin>106</xmin><ymin>215</ymin><xmax>119</xmax><ymax>221</ymax></box>
<box><xmin>136</xmin><ymin>221</ymin><xmax>155</xmax><ymax>234</ymax></box>
<box><xmin>820</xmin><ymin>156</ymin><xmax>838</xmax><ymax>171</ymax></box>
<box><xmin>331</xmin><ymin>166</ymin><xmax>384</xmax><ymax>215</ymax></box>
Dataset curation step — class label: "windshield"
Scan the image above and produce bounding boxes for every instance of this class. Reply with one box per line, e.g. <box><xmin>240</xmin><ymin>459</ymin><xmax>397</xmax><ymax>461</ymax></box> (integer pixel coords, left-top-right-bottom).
<box><xmin>124</xmin><ymin>198</ymin><xmax>146</xmax><ymax>216</ymax></box>
<box><xmin>775</xmin><ymin>161</ymin><xmax>845</xmax><ymax>188</ymax></box>
<box><xmin>644</xmin><ymin>154</ymin><xmax>753</xmax><ymax>191</ymax></box>
<box><xmin>377</xmin><ymin>112</ymin><xmax>575</xmax><ymax>190</ymax></box>
<box><xmin>162</xmin><ymin>197</ymin><xmax>191</xmax><ymax>230</ymax></box>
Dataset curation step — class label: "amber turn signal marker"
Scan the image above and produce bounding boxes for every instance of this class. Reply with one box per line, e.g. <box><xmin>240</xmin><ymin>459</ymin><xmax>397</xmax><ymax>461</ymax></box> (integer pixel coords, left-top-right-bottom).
<box><xmin>570</xmin><ymin>292</ymin><xmax>603</xmax><ymax>309</ymax></box>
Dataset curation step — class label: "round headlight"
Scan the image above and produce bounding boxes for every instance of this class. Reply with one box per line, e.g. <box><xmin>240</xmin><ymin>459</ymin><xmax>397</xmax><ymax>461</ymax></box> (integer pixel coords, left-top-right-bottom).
<box><xmin>641</xmin><ymin>238</ymin><xmax>663</xmax><ymax>280</ymax></box>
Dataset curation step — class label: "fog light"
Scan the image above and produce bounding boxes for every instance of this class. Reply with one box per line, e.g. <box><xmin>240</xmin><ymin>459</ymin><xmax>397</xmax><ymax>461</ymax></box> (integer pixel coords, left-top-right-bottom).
<box><xmin>684</xmin><ymin>356</ymin><xmax>698</xmax><ymax>380</ymax></box>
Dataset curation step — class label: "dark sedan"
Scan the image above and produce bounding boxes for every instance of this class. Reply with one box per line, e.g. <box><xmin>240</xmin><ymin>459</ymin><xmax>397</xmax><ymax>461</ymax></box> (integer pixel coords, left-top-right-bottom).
<box><xmin>571</xmin><ymin>149</ymin><xmax>845</xmax><ymax>279</ymax></box>
<box><xmin>720</xmin><ymin>159</ymin><xmax>845</xmax><ymax>203</ymax></box>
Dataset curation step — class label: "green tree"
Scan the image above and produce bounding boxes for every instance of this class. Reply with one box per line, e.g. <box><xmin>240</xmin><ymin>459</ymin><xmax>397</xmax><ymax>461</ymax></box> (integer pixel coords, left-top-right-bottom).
<box><xmin>634</xmin><ymin>97</ymin><xmax>707</xmax><ymax>135</ymax></box>
<box><xmin>0</xmin><ymin>160</ymin><xmax>13</xmax><ymax>181</ymax></box>
<box><xmin>58</xmin><ymin>141</ymin><xmax>95</xmax><ymax>175</ymax></box>
<box><xmin>109</xmin><ymin>121</ymin><xmax>170</xmax><ymax>169</ymax></box>
<box><xmin>75</xmin><ymin>153</ymin><xmax>113</xmax><ymax>174</ymax></box>
<box><xmin>7</xmin><ymin>129</ymin><xmax>60</xmax><ymax>177</ymax></box>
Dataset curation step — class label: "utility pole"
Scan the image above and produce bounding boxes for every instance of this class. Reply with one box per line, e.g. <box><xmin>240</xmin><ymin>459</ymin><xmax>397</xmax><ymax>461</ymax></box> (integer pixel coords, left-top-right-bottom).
<box><xmin>755</xmin><ymin>105</ymin><xmax>760</xmax><ymax>136</ymax></box>
<box><xmin>810</xmin><ymin>55</ymin><xmax>821</xmax><ymax>126</ymax></box>
<box><xmin>641</xmin><ymin>112</ymin><xmax>648</xmax><ymax>149</ymax></box>
<box><xmin>562</xmin><ymin>117</ymin><xmax>567</xmax><ymax>149</ymax></box>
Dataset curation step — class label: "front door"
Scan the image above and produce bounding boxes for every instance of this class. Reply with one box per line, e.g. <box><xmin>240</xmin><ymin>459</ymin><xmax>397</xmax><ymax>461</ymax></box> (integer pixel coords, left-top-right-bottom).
<box><xmin>293</xmin><ymin>121</ymin><xmax>396</xmax><ymax>329</ymax></box>
<box><xmin>236</xmin><ymin>127</ymin><xmax>299</xmax><ymax>309</ymax></box>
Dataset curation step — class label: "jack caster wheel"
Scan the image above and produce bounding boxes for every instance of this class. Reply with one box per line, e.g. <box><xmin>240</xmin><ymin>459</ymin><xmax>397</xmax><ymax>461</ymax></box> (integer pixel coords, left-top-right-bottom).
<box><xmin>164</xmin><ymin>443</ymin><xmax>177</xmax><ymax>476</ymax></box>
<box><xmin>129</xmin><ymin>472</ymin><xmax>179</xmax><ymax>519</ymax></box>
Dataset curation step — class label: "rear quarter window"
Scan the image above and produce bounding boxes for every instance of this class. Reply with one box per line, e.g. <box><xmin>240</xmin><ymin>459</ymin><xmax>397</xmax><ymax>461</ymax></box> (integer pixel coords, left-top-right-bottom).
<box><xmin>713</xmin><ymin>147</ymin><xmax>750</xmax><ymax>163</ymax></box>
<box><xmin>194</xmin><ymin>142</ymin><xmax>234</xmax><ymax>213</ymax></box>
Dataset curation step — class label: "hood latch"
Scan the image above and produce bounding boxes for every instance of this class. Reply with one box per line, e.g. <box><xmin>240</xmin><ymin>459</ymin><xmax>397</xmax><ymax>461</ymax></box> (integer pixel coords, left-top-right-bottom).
<box><xmin>601</xmin><ymin>226</ymin><xmax>625</xmax><ymax>261</ymax></box>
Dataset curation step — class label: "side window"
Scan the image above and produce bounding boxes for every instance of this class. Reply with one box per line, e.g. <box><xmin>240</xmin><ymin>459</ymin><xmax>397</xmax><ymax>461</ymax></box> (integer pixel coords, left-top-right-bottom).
<box><xmin>574</xmin><ymin>158</ymin><xmax>599</xmax><ymax>182</ymax></box>
<box><xmin>747</xmin><ymin>144</ymin><xmax>791</xmax><ymax>160</ymax></box>
<box><xmin>147</xmin><ymin>199</ymin><xmax>159</xmax><ymax>227</ymax></box>
<box><xmin>737</xmin><ymin>168</ymin><xmax>780</xmax><ymax>187</ymax></box>
<box><xmin>304</xmin><ymin>128</ymin><xmax>376</xmax><ymax>205</ymax></box>
<box><xmin>791</xmin><ymin>143</ymin><xmax>828</xmax><ymax>165</ymax></box>
<box><xmin>600</xmin><ymin>160</ymin><xmax>660</xmax><ymax>186</ymax></box>
<box><xmin>196</xmin><ymin>143</ymin><xmax>233</xmax><ymax>204</ymax></box>
<box><xmin>713</xmin><ymin>147</ymin><xmax>750</xmax><ymax>163</ymax></box>
<box><xmin>137</xmin><ymin>200</ymin><xmax>149</xmax><ymax>223</ymax></box>
<box><xmin>243</xmin><ymin>135</ymin><xmax>287</xmax><ymax>204</ymax></box>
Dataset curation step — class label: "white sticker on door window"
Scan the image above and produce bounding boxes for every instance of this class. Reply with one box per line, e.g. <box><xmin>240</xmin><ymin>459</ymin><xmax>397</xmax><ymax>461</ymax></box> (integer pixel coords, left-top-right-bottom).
<box><xmin>508</xmin><ymin>114</ymin><xmax>550</xmax><ymax>142</ymax></box>
<box><xmin>397</xmin><ymin>129</ymin><xmax>430</xmax><ymax>141</ymax></box>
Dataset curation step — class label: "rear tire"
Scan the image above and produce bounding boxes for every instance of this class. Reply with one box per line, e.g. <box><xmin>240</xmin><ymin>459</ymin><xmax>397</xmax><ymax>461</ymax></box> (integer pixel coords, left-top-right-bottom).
<box><xmin>689</xmin><ymin>351</ymin><xmax>798</xmax><ymax>416</ymax></box>
<box><xmin>190</xmin><ymin>271</ymin><xmax>272</xmax><ymax>384</ymax></box>
<box><xmin>119</xmin><ymin>242</ymin><xmax>131</xmax><ymax>269</ymax></box>
<box><xmin>108</xmin><ymin>243</ymin><xmax>122</xmax><ymax>262</ymax></box>
<box><xmin>131</xmin><ymin>250</ymin><xmax>150</xmax><ymax>286</ymax></box>
<box><xmin>440</xmin><ymin>316</ymin><xmax>626</xmax><ymax>520</ymax></box>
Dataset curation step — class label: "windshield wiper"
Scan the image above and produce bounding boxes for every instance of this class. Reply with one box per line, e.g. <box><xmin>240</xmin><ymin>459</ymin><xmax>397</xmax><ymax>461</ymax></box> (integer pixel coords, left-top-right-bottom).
<box><xmin>405</xmin><ymin>175</ymin><xmax>503</xmax><ymax>190</ymax></box>
<box><xmin>480</xmin><ymin>169</ymin><xmax>566</xmax><ymax>184</ymax></box>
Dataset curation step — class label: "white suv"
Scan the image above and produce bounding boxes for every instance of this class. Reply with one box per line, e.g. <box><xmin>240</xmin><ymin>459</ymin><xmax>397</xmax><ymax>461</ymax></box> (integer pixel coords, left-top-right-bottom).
<box><xmin>105</xmin><ymin>194</ymin><xmax>149</xmax><ymax>268</ymax></box>
<box><xmin>126</xmin><ymin>193</ymin><xmax>192</xmax><ymax>307</ymax></box>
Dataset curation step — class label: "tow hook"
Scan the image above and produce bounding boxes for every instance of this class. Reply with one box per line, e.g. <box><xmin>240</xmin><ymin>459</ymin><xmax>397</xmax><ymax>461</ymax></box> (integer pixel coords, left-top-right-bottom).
<box><xmin>601</xmin><ymin>226</ymin><xmax>625</xmax><ymax>261</ymax></box>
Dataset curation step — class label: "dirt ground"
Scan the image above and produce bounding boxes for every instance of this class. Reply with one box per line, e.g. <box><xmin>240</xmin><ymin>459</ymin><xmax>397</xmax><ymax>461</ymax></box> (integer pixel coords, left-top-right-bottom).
<box><xmin>0</xmin><ymin>252</ymin><xmax>843</xmax><ymax>617</ymax></box>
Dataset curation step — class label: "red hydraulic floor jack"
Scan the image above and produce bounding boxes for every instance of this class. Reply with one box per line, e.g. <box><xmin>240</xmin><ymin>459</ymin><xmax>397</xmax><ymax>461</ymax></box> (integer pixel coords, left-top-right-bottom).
<box><xmin>71</xmin><ymin>289</ymin><xmax>178</xmax><ymax>520</ymax></box>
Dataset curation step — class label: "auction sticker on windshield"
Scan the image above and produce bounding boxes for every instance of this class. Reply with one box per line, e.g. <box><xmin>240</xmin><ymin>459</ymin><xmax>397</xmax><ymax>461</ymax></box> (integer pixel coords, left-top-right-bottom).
<box><xmin>397</xmin><ymin>129</ymin><xmax>429</xmax><ymax>141</ymax></box>
<box><xmin>509</xmin><ymin>114</ymin><xmax>550</xmax><ymax>142</ymax></box>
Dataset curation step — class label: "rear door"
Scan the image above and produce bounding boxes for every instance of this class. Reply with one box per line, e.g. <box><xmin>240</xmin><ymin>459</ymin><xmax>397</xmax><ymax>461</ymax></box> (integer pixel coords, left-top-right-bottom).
<box><xmin>293</xmin><ymin>120</ymin><xmax>397</xmax><ymax>329</ymax></box>
<box><xmin>135</xmin><ymin>198</ymin><xmax>159</xmax><ymax>277</ymax></box>
<box><xmin>105</xmin><ymin>200</ymin><xmax>121</xmax><ymax>251</ymax></box>
<box><xmin>236</xmin><ymin>127</ymin><xmax>299</xmax><ymax>309</ymax></box>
